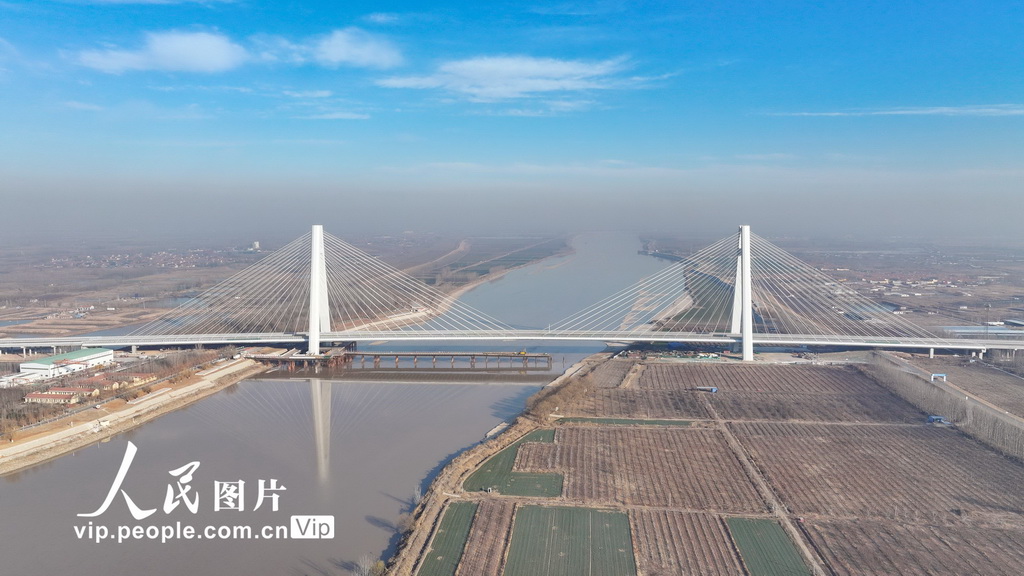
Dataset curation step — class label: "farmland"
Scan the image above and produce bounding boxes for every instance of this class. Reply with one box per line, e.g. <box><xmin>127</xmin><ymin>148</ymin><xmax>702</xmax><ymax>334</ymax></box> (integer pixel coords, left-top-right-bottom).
<box><xmin>396</xmin><ymin>359</ymin><xmax>1024</xmax><ymax>576</ymax></box>
<box><xmin>630</xmin><ymin>511</ymin><xmax>744</xmax><ymax>576</ymax></box>
<box><xmin>516</xmin><ymin>427</ymin><xmax>765</xmax><ymax>511</ymax></box>
<box><xmin>571</xmin><ymin>388</ymin><xmax>712</xmax><ymax>419</ymax></box>
<box><xmin>732</xmin><ymin>421</ymin><xmax>1024</xmax><ymax>518</ymax></box>
<box><xmin>642</xmin><ymin>363</ymin><xmax>924</xmax><ymax>423</ymax></box>
<box><xmin>463</xmin><ymin>429</ymin><xmax>562</xmax><ymax>496</ymax></box>
<box><xmin>727</xmin><ymin>518</ymin><xmax>810</xmax><ymax>576</ymax></box>
<box><xmin>454</xmin><ymin>500</ymin><xmax>517</xmax><ymax>576</ymax></box>
<box><xmin>583</xmin><ymin>358</ymin><xmax>634</xmax><ymax>389</ymax></box>
<box><xmin>806</xmin><ymin>519</ymin><xmax>1024</xmax><ymax>576</ymax></box>
<box><xmin>416</xmin><ymin>501</ymin><xmax>478</xmax><ymax>576</ymax></box>
<box><xmin>502</xmin><ymin>506</ymin><xmax>636</xmax><ymax>576</ymax></box>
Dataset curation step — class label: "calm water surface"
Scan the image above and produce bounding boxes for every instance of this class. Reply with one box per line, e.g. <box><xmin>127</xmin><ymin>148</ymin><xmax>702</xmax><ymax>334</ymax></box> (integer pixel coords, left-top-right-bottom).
<box><xmin>0</xmin><ymin>232</ymin><xmax>667</xmax><ymax>575</ymax></box>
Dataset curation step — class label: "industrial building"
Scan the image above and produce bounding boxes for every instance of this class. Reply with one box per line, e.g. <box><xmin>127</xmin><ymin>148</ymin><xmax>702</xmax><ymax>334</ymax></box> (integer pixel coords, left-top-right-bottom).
<box><xmin>18</xmin><ymin>348</ymin><xmax>114</xmax><ymax>379</ymax></box>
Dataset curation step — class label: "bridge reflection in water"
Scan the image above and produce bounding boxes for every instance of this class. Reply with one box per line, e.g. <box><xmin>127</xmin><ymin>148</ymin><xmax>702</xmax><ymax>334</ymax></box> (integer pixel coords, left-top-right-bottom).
<box><xmin>311</xmin><ymin>378</ymin><xmax>330</xmax><ymax>484</ymax></box>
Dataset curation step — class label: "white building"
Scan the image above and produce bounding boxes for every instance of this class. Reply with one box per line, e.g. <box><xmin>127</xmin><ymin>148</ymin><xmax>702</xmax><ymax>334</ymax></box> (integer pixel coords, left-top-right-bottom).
<box><xmin>19</xmin><ymin>348</ymin><xmax>114</xmax><ymax>379</ymax></box>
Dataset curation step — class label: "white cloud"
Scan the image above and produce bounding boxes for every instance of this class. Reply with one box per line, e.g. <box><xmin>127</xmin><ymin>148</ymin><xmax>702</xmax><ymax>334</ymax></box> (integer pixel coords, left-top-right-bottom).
<box><xmin>770</xmin><ymin>105</ymin><xmax>1024</xmax><ymax>117</ymax></box>
<box><xmin>248</xmin><ymin>35</ymin><xmax>306</xmax><ymax>64</ymax></box>
<box><xmin>250</xmin><ymin>28</ymin><xmax>402</xmax><ymax>69</ymax></box>
<box><xmin>79</xmin><ymin>31</ymin><xmax>248</xmax><ymax>74</ymax></box>
<box><xmin>474</xmin><ymin>99</ymin><xmax>597</xmax><ymax>117</ymax></box>
<box><xmin>314</xmin><ymin>28</ymin><xmax>402</xmax><ymax>69</ymax></box>
<box><xmin>378</xmin><ymin>55</ymin><xmax>628</xmax><ymax>100</ymax></box>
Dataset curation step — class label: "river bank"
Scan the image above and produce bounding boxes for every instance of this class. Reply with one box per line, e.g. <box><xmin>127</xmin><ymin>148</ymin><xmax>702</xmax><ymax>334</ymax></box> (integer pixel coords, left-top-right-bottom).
<box><xmin>0</xmin><ymin>358</ymin><xmax>268</xmax><ymax>476</ymax></box>
<box><xmin>385</xmin><ymin>352</ymin><xmax>610</xmax><ymax>575</ymax></box>
<box><xmin>443</xmin><ymin>240</ymin><xmax>576</xmax><ymax>303</ymax></box>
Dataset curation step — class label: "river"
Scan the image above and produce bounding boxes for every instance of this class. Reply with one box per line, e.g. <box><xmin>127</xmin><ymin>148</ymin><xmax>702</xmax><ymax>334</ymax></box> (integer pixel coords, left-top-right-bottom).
<box><xmin>0</xmin><ymin>232</ymin><xmax>668</xmax><ymax>576</ymax></box>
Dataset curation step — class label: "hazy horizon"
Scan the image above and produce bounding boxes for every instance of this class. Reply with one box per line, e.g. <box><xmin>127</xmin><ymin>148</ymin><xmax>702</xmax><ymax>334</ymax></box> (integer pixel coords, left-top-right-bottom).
<box><xmin>1</xmin><ymin>1</ymin><xmax>1022</xmax><ymax>248</ymax></box>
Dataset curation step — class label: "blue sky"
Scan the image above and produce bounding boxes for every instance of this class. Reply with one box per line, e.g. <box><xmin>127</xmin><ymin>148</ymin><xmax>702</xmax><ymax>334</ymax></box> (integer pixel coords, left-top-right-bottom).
<box><xmin>1</xmin><ymin>1</ymin><xmax>1022</xmax><ymax>243</ymax></box>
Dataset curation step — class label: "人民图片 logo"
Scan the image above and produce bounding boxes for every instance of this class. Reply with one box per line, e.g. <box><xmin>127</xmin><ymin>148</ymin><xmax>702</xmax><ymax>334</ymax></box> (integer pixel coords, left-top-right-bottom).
<box><xmin>78</xmin><ymin>441</ymin><xmax>287</xmax><ymax>520</ymax></box>
<box><xmin>72</xmin><ymin>441</ymin><xmax>329</xmax><ymax>544</ymax></box>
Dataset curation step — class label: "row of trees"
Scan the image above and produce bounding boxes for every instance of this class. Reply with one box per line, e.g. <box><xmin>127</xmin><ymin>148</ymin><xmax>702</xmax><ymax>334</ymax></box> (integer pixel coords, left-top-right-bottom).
<box><xmin>862</xmin><ymin>352</ymin><xmax>1024</xmax><ymax>461</ymax></box>
<box><xmin>0</xmin><ymin>387</ymin><xmax>63</xmax><ymax>439</ymax></box>
<box><xmin>0</xmin><ymin>347</ymin><xmax>235</xmax><ymax>442</ymax></box>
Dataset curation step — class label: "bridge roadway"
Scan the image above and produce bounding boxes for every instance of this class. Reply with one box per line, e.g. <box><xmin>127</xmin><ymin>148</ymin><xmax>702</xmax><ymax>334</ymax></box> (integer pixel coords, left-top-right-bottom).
<box><xmin>1</xmin><ymin>330</ymin><xmax>1021</xmax><ymax>354</ymax></box>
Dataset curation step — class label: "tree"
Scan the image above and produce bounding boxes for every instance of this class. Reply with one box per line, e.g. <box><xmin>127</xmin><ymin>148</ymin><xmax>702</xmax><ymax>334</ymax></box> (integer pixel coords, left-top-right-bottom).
<box><xmin>354</xmin><ymin>555</ymin><xmax>375</xmax><ymax>576</ymax></box>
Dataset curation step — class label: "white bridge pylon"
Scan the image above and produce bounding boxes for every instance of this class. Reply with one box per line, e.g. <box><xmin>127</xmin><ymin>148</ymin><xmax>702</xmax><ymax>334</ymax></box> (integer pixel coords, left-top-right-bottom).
<box><xmin>308</xmin><ymin>225</ymin><xmax>329</xmax><ymax>355</ymax></box>
<box><xmin>127</xmin><ymin>224</ymin><xmax>986</xmax><ymax>360</ymax></box>
<box><xmin>543</xmin><ymin>224</ymin><xmax>962</xmax><ymax>358</ymax></box>
<box><xmin>131</xmin><ymin>224</ymin><xmax>517</xmax><ymax>351</ymax></box>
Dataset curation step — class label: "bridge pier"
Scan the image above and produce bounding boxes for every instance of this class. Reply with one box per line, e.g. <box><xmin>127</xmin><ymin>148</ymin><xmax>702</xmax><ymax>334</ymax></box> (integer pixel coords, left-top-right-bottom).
<box><xmin>739</xmin><ymin>225</ymin><xmax>754</xmax><ymax>362</ymax></box>
<box><xmin>929</xmin><ymin>348</ymin><xmax>934</xmax><ymax>359</ymax></box>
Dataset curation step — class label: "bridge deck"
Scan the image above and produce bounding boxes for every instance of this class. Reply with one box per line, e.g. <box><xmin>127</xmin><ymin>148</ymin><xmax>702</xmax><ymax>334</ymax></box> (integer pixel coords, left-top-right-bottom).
<box><xmin>1</xmin><ymin>331</ymin><xmax>1021</xmax><ymax>353</ymax></box>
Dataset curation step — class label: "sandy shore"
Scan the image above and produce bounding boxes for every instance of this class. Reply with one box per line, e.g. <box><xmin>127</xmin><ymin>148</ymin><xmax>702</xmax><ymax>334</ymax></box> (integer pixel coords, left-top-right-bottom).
<box><xmin>444</xmin><ymin>242</ymin><xmax>575</xmax><ymax>303</ymax></box>
<box><xmin>0</xmin><ymin>358</ymin><xmax>268</xmax><ymax>476</ymax></box>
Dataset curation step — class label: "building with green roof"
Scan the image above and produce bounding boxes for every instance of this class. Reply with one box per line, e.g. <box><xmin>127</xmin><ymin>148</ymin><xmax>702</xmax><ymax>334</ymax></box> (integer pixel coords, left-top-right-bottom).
<box><xmin>20</xmin><ymin>348</ymin><xmax>114</xmax><ymax>378</ymax></box>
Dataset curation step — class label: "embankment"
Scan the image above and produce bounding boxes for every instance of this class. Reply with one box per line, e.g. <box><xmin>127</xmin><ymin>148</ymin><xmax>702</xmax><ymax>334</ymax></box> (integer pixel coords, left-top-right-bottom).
<box><xmin>386</xmin><ymin>353</ymin><xmax>606</xmax><ymax>576</ymax></box>
<box><xmin>862</xmin><ymin>351</ymin><xmax>1024</xmax><ymax>461</ymax></box>
<box><xmin>0</xmin><ymin>359</ymin><xmax>269</xmax><ymax>476</ymax></box>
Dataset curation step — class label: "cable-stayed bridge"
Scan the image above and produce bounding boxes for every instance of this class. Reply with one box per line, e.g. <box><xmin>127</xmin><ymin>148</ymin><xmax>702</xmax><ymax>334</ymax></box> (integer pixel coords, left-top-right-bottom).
<box><xmin>2</xmin><ymin>225</ymin><xmax>1021</xmax><ymax>361</ymax></box>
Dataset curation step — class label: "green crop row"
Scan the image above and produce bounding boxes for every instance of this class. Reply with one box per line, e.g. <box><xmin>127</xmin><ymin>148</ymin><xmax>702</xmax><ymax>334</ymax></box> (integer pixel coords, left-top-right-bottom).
<box><xmin>503</xmin><ymin>505</ymin><xmax>637</xmax><ymax>576</ymax></box>
<box><xmin>416</xmin><ymin>501</ymin><xmax>479</xmax><ymax>576</ymax></box>
<box><xmin>726</xmin><ymin>517</ymin><xmax>810</xmax><ymax>576</ymax></box>
<box><xmin>464</xmin><ymin>429</ymin><xmax>562</xmax><ymax>497</ymax></box>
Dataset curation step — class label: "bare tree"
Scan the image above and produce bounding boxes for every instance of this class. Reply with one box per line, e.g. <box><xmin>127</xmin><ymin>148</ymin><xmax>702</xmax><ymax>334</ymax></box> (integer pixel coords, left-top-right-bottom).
<box><xmin>354</xmin><ymin>555</ymin><xmax>377</xmax><ymax>576</ymax></box>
